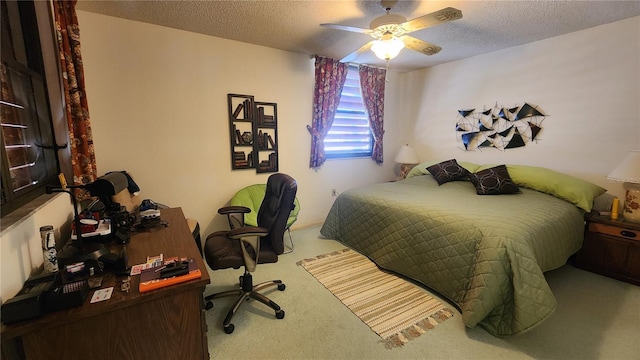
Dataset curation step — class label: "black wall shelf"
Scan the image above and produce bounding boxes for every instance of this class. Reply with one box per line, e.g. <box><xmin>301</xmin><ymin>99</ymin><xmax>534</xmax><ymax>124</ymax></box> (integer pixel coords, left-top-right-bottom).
<box><xmin>228</xmin><ymin>94</ymin><xmax>278</xmax><ymax>173</ymax></box>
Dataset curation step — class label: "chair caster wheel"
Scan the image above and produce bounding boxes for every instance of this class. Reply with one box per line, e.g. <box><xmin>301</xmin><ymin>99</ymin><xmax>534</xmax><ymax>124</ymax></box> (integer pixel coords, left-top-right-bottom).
<box><xmin>205</xmin><ymin>301</ymin><xmax>213</xmax><ymax>310</ymax></box>
<box><xmin>276</xmin><ymin>310</ymin><xmax>285</xmax><ymax>319</ymax></box>
<box><xmin>277</xmin><ymin>283</ymin><xmax>286</xmax><ymax>291</ymax></box>
<box><xmin>224</xmin><ymin>324</ymin><xmax>235</xmax><ymax>334</ymax></box>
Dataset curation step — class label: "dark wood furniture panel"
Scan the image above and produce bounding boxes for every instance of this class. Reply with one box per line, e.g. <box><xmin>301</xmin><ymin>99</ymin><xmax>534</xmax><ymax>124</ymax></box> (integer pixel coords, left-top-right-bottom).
<box><xmin>576</xmin><ymin>213</ymin><xmax>640</xmax><ymax>286</ymax></box>
<box><xmin>1</xmin><ymin>208</ymin><xmax>210</xmax><ymax>360</ymax></box>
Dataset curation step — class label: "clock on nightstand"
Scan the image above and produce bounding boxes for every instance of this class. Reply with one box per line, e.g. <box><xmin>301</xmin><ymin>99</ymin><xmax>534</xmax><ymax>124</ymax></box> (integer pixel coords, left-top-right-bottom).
<box><xmin>575</xmin><ymin>212</ymin><xmax>640</xmax><ymax>286</ymax></box>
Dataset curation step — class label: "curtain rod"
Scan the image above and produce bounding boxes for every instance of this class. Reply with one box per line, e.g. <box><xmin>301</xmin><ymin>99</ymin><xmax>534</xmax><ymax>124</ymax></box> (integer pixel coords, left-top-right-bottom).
<box><xmin>309</xmin><ymin>54</ymin><xmax>387</xmax><ymax>70</ymax></box>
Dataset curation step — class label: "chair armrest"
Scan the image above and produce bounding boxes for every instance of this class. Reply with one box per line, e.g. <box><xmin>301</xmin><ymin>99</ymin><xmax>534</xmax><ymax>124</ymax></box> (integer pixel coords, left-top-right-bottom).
<box><xmin>218</xmin><ymin>206</ymin><xmax>251</xmax><ymax>215</ymax></box>
<box><xmin>227</xmin><ymin>226</ymin><xmax>268</xmax><ymax>272</ymax></box>
<box><xmin>228</xmin><ymin>226</ymin><xmax>269</xmax><ymax>239</ymax></box>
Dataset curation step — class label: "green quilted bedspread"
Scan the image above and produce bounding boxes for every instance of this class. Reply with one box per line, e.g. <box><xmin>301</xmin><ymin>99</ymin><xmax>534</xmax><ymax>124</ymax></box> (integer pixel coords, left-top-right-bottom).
<box><xmin>320</xmin><ymin>175</ymin><xmax>585</xmax><ymax>336</ymax></box>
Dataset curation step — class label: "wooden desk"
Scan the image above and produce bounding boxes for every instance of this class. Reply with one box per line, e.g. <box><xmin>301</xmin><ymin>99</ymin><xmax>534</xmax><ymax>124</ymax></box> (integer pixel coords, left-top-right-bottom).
<box><xmin>1</xmin><ymin>208</ymin><xmax>211</xmax><ymax>360</ymax></box>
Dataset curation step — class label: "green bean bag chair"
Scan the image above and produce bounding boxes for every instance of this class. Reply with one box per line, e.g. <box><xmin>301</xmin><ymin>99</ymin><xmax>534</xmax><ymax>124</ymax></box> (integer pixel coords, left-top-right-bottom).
<box><xmin>230</xmin><ymin>183</ymin><xmax>300</xmax><ymax>230</ymax></box>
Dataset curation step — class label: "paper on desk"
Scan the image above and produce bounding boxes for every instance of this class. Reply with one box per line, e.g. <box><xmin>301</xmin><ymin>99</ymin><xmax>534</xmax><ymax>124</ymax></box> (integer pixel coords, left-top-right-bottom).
<box><xmin>90</xmin><ymin>287</ymin><xmax>114</xmax><ymax>303</ymax></box>
<box><xmin>130</xmin><ymin>263</ymin><xmax>154</xmax><ymax>275</ymax></box>
<box><xmin>130</xmin><ymin>253</ymin><xmax>164</xmax><ymax>275</ymax></box>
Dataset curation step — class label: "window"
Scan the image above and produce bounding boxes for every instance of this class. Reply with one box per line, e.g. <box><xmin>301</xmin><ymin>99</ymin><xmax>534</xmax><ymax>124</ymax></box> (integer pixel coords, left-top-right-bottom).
<box><xmin>1</xmin><ymin>0</ymin><xmax>60</xmax><ymax>217</ymax></box>
<box><xmin>323</xmin><ymin>65</ymin><xmax>372</xmax><ymax>159</ymax></box>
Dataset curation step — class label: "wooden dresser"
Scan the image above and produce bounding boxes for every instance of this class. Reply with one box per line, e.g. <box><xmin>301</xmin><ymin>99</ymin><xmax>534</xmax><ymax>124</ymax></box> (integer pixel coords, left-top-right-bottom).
<box><xmin>1</xmin><ymin>208</ymin><xmax>211</xmax><ymax>360</ymax></box>
<box><xmin>576</xmin><ymin>212</ymin><xmax>640</xmax><ymax>286</ymax></box>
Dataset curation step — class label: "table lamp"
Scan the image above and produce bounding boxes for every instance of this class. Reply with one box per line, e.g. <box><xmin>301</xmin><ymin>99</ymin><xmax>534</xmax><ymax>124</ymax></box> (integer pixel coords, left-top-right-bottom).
<box><xmin>394</xmin><ymin>144</ymin><xmax>419</xmax><ymax>179</ymax></box>
<box><xmin>606</xmin><ymin>150</ymin><xmax>640</xmax><ymax>223</ymax></box>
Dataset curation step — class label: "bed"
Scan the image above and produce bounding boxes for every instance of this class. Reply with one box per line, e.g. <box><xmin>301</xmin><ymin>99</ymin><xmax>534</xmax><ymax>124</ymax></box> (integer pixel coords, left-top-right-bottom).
<box><xmin>320</xmin><ymin>160</ymin><xmax>606</xmax><ymax>336</ymax></box>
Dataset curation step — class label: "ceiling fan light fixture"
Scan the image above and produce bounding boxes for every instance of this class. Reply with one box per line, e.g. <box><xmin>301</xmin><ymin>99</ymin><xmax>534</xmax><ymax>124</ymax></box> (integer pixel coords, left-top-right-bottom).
<box><xmin>371</xmin><ymin>36</ymin><xmax>405</xmax><ymax>60</ymax></box>
<box><xmin>371</xmin><ymin>23</ymin><xmax>406</xmax><ymax>39</ymax></box>
<box><xmin>321</xmin><ymin>2</ymin><xmax>463</xmax><ymax>64</ymax></box>
<box><xmin>369</xmin><ymin>14</ymin><xmax>407</xmax><ymax>32</ymax></box>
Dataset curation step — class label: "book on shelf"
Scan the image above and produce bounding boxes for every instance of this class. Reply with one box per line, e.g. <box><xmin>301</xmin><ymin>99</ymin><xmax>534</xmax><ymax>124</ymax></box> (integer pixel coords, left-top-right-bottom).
<box><xmin>257</xmin><ymin>129</ymin><xmax>264</xmax><ymax>149</ymax></box>
<box><xmin>258</xmin><ymin>160</ymin><xmax>270</xmax><ymax>170</ymax></box>
<box><xmin>262</xmin><ymin>114</ymin><xmax>275</xmax><ymax>125</ymax></box>
<box><xmin>232</xmin><ymin>103</ymin><xmax>244</xmax><ymax>119</ymax></box>
<box><xmin>234</xmin><ymin>151</ymin><xmax>248</xmax><ymax>167</ymax></box>
<box><xmin>257</xmin><ymin>152</ymin><xmax>277</xmax><ymax>171</ymax></box>
<box><xmin>243</xmin><ymin>99</ymin><xmax>252</xmax><ymax>120</ymax></box>
<box><xmin>257</xmin><ymin>106</ymin><xmax>264</xmax><ymax>125</ymax></box>
<box><xmin>235</xmin><ymin>129</ymin><xmax>243</xmax><ymax>144</ymax></box>
<box><xmin>269</xmin><ymin>152</ymin><xmax>277</xmax><ymax>169</ymax></box>
<box><xmin>267</xmin><ymin>134</ymin><xmax>275</xmax><ymax>149</ymax></box>
<box><xmin>260</xmin><ymin>114</ymin><xmax>274</xmax><ymax>127</ymax></box>
<box><xmin>256</xmin><ymin>107</ymin><xmax>274</xmax><ymax>125</ymax></box>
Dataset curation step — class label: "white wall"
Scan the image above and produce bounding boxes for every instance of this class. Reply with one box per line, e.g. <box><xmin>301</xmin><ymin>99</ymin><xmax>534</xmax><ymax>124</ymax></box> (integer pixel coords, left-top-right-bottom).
<box><xmin>76</xmin><ymin>11</ymin><xmax>402</xmax><ymax>238</ymax></box>
<box><xmin>3</xmin><ymin>12</ymin><xmax>636</xmax><ymax>303</ymax></box>
<box><xmin>397</xmin><ymin>16</ymin><xmax>640</xmax><ymax>200</ymax></box>
<box><xmin>0</xmin><ymin>195</ymin><xmax>72</xmax><ymax>303</ymax></box>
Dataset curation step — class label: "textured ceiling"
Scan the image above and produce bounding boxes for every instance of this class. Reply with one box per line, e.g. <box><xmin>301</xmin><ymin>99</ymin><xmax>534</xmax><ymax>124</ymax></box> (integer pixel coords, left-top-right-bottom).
<box><xmin>76</xmin><ymin>0</ymin><xmax>640</xmax><ymax>72</ymax></box>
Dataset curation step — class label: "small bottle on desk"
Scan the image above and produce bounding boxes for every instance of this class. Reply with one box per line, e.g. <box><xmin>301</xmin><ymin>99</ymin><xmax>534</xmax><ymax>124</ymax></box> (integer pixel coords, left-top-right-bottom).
<box><xmin>40</xmin><ymin>225</ymin><xmax>58</xmax><ymax>273</ymax></box>
<box><xmin>610</xmin><ymin>197</ymin><xmax>619</xmax><ymax>220</ymax></box>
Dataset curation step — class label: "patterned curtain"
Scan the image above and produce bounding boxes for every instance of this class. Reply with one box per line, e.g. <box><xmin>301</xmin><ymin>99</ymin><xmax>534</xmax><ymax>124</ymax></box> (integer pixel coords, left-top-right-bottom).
<box><xmin>359</xmin><ymin>65</ymin><xmax>386</xmax><ymax>164</ymax></box>
<box><xmin>307</xmin><ymin>55</ymin><xmax>347</xmax><ymax>168</ymax></box>
<box><xmin>53</xmin><ymin>0</ymin><xmax>97</xmax><ymax>192</ymax></box>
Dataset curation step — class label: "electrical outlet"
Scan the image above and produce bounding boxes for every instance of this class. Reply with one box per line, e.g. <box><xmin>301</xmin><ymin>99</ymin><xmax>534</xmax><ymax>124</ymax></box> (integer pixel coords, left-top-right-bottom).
<box><xmin>331</xmin><ymin>189</ymin><xmax>338</xmax><ymax>196</ymax></box>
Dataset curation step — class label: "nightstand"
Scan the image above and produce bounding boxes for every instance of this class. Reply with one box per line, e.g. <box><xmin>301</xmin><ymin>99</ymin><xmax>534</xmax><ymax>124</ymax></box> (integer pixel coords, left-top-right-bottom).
<box><xmin>575</xmin><ymin>212</ymin><xmax>640</xmax><ymax>285</ymax></box>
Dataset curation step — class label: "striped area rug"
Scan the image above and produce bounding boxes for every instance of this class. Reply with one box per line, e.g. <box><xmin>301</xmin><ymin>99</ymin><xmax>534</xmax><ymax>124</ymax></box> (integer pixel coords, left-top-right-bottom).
<box><xmin>297</xmin><ymin>248</ymin><xmax>454</xmax><ymax>348</ymax></box>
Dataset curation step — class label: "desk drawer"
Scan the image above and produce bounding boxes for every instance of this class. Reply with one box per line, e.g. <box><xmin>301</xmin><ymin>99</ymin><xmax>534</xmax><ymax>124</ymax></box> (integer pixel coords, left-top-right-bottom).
<box><xmin>588</xmin><ymin>223</ymin><xmax>639</xmax><ymax>241</ymax></box>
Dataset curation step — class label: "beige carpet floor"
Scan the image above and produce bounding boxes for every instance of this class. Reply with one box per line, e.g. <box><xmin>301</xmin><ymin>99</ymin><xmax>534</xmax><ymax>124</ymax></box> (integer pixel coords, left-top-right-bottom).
<box><xmin>203</xmin><ymin>225</ymin><xmax>640</xmax><ymax>360</ymax></box>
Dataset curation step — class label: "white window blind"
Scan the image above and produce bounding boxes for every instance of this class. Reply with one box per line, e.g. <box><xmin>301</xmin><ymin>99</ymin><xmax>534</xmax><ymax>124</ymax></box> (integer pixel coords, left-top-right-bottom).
<box><xmin>323</xmin><ymin>65</ymin><xmax>372</xmax><ymax>158</ymax></box>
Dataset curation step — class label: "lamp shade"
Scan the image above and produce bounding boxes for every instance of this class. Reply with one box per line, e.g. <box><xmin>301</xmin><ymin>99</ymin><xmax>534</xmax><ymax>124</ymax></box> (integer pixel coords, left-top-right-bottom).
<box><xmin>606</xmin><ymin>150</ymin><xmax>640</xmax><ymax>183</ymax></box>
<box><xmin>371</xmin><ymin>36</ymin><xmax>405</xmax><ymax>61</ymax></box>
<box><xmin>606</xmin><ymin>150</ymin><xmax>640</xmax><ymax>223</ymax></box>
<box><xmin>394</xmin><ymin>144</ymin><xmax>419</xmax><ymax>164</ymax></box>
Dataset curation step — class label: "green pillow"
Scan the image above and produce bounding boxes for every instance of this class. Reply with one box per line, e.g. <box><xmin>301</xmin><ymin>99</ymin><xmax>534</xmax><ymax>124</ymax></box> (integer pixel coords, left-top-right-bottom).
<box><xmin>407</xmin><ymin>160</ymin><xmax>480</xmax><ymax>179</ymax></box>
<box><xmin>503</xmin><ymin>164</ymin><xmax>606</xmax><ymax>212</ymax></box>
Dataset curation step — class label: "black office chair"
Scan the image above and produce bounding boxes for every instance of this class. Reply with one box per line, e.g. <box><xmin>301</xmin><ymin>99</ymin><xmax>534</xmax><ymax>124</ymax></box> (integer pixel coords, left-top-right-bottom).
<box><xmin>203</xmin><ymin>173</ymin><xmax>297</xmax><ymax>334</ymax></box>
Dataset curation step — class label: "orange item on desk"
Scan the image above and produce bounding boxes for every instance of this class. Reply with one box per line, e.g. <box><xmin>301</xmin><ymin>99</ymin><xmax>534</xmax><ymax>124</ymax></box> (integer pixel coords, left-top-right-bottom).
<box><xmin>139</xmin><ymin>269</ymin><xmax>202</xmax><ymax>293</ymax></box>
<box><xmin>138</xmin><ymin>259</ymin><xmax>201</xmax><ymax>293</ymax></box>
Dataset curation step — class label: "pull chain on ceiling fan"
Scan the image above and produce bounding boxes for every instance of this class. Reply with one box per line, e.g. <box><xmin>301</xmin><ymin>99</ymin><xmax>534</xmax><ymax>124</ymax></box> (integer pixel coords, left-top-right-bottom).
<box><xmin>320</xmin><ymin>0</ymin><xmax>462</xmax><ymax>63</ymax></box>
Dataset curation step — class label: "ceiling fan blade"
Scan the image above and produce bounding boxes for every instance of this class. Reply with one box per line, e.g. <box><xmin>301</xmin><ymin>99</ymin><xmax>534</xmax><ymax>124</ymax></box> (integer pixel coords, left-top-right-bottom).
<box><xmin>340</xmin><ymin>41</ymin><xmax>373</xmax><ymax>63</ymax></box>
<box><xmin>320</xmin><ymin>23</ymin><xmax>372</xmax><ymax>34</ymax></box>
<box><xmin>401</xmin><ymin>36</ymin><xmax>442</xmax><ymax>56</ymax></box>
<box><xmin>401</xmin><ymin>7</ymin><xmax>462</xmax><ymax>33</ymax></box>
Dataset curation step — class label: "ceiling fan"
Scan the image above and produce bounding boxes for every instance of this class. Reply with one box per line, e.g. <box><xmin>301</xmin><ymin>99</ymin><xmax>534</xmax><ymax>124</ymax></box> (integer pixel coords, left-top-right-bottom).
<box><xmin>321</xmin><ymin>0</ymin><xmax>462</xmax><ymax>62</ymax></box>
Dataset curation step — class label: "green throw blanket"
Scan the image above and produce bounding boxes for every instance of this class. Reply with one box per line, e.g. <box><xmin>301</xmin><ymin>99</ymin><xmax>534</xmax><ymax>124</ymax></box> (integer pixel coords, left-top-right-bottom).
<box><xmin>320</xmin><ymin>175</ymin><xmax>584</xmax><ymax>336</ymax></box>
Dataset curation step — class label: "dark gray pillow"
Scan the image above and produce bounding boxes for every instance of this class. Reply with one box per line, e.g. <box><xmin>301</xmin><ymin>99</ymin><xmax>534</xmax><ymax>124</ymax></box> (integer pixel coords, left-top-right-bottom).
<box><xmin>427</xmin><ymin>159</ymin><xmax>471</xmax><ymax>185</ymax></box>
<box><xmin>469</xmin><ymin>165</ymin><xmax>520</xmax><ymax>195</ymax></box>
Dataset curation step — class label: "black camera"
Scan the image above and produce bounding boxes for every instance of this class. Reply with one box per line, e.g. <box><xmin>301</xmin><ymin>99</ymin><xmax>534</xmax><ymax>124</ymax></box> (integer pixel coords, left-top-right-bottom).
<box><xmin>109</xmin><ymin>206</ymin><xmax>136</xmax><ymax>244</ymax></box>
